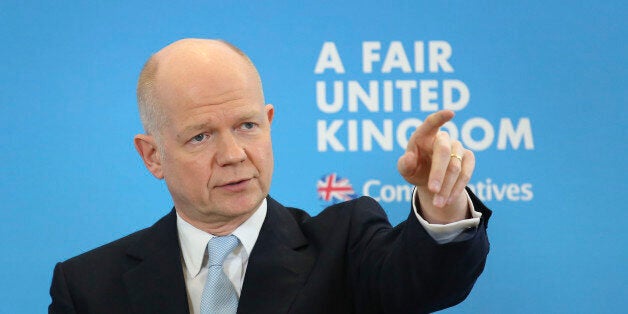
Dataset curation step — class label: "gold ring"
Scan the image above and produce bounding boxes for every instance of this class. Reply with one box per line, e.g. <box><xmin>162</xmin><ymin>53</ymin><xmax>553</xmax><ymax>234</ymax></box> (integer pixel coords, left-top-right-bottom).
<box><xmin>450</xmin><ymin>153</ymin><xmax>463</xmax><ymax>162</ymax></box>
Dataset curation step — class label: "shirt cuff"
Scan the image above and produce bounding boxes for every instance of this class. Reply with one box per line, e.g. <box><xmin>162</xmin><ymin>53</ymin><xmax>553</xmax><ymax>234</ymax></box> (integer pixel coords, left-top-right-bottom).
<box><xmin>412</xmin><ymin>187</ymin><xmax>482</xmax><ymax>244</ymax></box>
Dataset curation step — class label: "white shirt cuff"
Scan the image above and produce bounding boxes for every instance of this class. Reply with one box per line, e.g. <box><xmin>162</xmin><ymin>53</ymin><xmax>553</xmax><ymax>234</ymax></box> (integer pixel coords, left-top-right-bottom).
<box><xmin>412</xmin><ymin>188</ymin><xmax>482</xmax><ymax>244</ymax></box>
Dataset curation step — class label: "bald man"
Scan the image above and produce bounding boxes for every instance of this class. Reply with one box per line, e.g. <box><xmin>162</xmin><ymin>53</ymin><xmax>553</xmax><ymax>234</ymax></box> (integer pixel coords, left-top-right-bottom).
<box><xmin>49</xmin><ymin>39</ymin><xmax>491</xmax><ymax>314</ymax></box>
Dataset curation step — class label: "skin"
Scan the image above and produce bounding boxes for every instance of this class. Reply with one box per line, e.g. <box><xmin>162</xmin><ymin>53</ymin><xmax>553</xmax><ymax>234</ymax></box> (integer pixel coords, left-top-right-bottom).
<box><xmin>134</xmin><ymin>39</ymin><xmax>274</xmax><ymax>235</ymax></box>
<box><xmin>398</xmin><ymin>110</ymin><xmax>474</xmax><ymax>223</ymax></box>
<box><xmin>135</xmin><ymin>39</ymin><xmax>472</xmax><ymax>236</ymax></box>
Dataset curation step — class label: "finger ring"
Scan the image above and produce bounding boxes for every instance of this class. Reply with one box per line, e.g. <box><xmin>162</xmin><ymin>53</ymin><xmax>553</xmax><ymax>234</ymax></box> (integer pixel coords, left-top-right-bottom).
<box><xmin>450</xmin><ymin>153</ymin><xmax>463</xmax><ymax>162</ymax></box>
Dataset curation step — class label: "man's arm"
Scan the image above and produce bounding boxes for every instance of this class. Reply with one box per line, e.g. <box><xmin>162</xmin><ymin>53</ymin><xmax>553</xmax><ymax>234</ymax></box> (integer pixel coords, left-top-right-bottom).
<box><xmin>49</xmin><ymin>262</ymin><xmax>77</xmax><ymax>314</ymax></box>
<box><xmin>347</xmin><ymin>194</ymin><xmax>490</xmax><ymax>313</ymax></box>
<box><xmin>414</xmin><ymin>188</ymin><xmax>482</xmax><ymax>244</ymax></box>
<box><xmin>357</xmin><ymin>109</ymin><xmax>490</xmax><ymax>312</ymax></box>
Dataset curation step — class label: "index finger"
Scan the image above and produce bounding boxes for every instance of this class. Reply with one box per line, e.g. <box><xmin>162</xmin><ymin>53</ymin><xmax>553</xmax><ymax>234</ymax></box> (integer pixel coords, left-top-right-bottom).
<box><xmin>406</xmin><ymin>110</ymin><xmax>455</xmax><ymax>152</ymax></box>
<box><xmin>417</xmin><ymin>110</ymin><xmax>455</xmax><ymax>138</ymax></box>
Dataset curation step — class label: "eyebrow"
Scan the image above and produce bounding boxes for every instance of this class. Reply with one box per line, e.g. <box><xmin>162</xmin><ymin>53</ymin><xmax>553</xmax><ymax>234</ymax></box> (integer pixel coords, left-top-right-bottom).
<box><xmin>176</xmin><ymin>110</ymin><xmax>262</xmax><ymax>139</ymax></box>
<box><xmin>177</xmin><ymin>123</ymin><xmax>211</xmax><ymax>140</ymax></box>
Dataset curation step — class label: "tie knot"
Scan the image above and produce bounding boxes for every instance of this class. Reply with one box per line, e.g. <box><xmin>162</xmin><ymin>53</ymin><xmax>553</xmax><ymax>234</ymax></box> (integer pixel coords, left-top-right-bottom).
<box><xmin>207</xmin><ymin>235</ymin><xmax>239</xmax><ymax>266</ymax></box>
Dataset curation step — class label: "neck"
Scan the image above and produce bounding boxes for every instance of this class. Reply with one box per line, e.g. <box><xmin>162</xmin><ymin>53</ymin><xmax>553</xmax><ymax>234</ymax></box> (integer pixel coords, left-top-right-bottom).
<box><xmin>175</xmin><ymin>208</ymin><xmax>256</xmax><ymax>236</ymax></box>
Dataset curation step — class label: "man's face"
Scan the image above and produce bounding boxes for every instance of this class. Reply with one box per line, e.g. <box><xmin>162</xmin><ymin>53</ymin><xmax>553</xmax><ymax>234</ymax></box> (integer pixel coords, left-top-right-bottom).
<box><xmin>149</xmin><ymin>43</ymin><xmax>274</xmax><ymax>227</ymax></box>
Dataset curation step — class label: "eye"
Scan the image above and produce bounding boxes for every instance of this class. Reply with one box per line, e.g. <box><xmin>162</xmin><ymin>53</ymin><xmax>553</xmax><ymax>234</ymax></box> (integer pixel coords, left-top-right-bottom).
<box><xmin>240</xmin><ymin>122</ymin><xmax>257</xmax><ymax>130</ymax></box>
<box><xmin>190</xmin><ymin>133</ymin><xmax>207</xmax><ymax>143</ymax></box>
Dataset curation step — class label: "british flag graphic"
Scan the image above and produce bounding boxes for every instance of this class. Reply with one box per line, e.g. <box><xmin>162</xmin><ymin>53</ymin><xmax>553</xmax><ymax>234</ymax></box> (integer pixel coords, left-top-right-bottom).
<box><xmin>317</xmin><ymin>173</ymin><xmax>359</xmax><ymax>203</ymax></box>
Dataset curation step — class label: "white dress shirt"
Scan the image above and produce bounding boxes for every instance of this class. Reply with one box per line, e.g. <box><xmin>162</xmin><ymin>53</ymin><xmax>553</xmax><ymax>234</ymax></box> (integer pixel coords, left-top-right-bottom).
<box><xmin>177</xmin><ymin>199</ymin><xmax>267</xmax><ymax>314</ymax></box>
<box><xmin>412</xmin><ymin>189</ymin><xmax>482</xmax><ymax>243</ymax></box>
<box><xmin>177</xmin><ymin>191</ymin><xmax>481</xmax><ymax>314</ymax></box>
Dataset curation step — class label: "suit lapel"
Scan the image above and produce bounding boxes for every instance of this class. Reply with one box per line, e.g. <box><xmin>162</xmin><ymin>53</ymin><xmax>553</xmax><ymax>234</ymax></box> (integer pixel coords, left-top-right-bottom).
<box><xmin>237</xmin><ymin>197</ymin><xmax>316</xmax><ymax>313</ymax></box>
<box><xmin>123</xmin><ymin>210</ymin><xmax>189</xmax><ymax>314</ymax></box>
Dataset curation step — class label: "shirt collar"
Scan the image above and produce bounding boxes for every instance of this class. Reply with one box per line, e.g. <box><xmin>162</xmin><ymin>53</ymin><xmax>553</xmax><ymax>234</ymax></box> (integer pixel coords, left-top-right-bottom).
<box><xmin>176</xmin><ymin>198</ymin><xmax>267</xmax><ymax>278</ymax></box>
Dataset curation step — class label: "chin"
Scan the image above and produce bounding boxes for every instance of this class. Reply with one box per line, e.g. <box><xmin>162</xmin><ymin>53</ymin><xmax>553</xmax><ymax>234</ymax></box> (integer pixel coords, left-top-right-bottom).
<box><xmin>220</xmin><ymin>193</ymin><xmax>264</xmax><ymax>216</ymax></box>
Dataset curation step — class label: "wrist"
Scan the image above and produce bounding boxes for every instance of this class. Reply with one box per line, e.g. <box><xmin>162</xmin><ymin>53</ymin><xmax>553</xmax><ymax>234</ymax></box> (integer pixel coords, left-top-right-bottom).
<box><xmin>415</xmin><ymin>187</ymin><xmax>469</xmax><ymax>224</ymax></box>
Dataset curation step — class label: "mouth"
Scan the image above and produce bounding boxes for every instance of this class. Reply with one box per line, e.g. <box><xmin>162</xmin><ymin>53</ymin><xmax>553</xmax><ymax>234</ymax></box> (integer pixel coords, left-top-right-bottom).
<box><xmin>216</xmin><ymin>178</ymin><xmax>253</xmax><ymax>192</ymax></box>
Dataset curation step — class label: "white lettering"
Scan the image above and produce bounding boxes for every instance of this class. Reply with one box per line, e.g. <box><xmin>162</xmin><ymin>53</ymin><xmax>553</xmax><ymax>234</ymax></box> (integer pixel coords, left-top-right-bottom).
<box><xmin>382</xmin><ymin>41</ymin><xmax>412</xmax><ymax>73</ymax></box>
<box><xmin>492</xmin><ymin>184</ymin><xmax>507</xmax><ymax>201</ymax></box>
<box><xmin>381</xmin><ymin>185</ymin><xmax>396</xmax><ymax>202</ymax></box>
<box><xmin>520</xmin><ymin>184</ymin><xmax>534</xmax><ymax>201</ymax></box>
<box><xmin>314</xmin><ymin>42</ymin><xmax>345</xmax><ymax>74</ymax></box>
<box><xmin>315</xmin><ymin>79</ymin><xmax>476</xmax><ymax>113</ymax></box>
<box><xmin>362</xmin><ymin>180</ymin><xmax>414</xmax><ymax>202</ymax></box>
<box><xmin>316</xmin><ymin>81</ymin><xmax>343</xmax><ymax>113</ymax></box>
<box><xmin>396</xmin><ymin>118</ymin><xmax>421</xmax><ymax>149</ymax></box>
<box><xmin>362</xmin><ymin>179</ymin><xmax>381</xmax><ymax>201</ymax></box>
<box><xmin>414</xmin><ymin>41</ymin><xmax>425</xmax><ymax>72</ymax></box>
<box><xmin>396</xmin><ymin>80</ymin><xmax>417</xmax><ymax>112</ymax></box>
<box><xmin>428</xmin><ymin>41</ymin><xmax>454</xmax><ymax>72</ymax></box>
<box><xmin>361</xmin><ymin>41</ymin><xmax>453</xmax><ymax>73</ymax></box>
<box><xmin>362</xmin><ymin>120</ymin><xmax>393</xmax><ymax>151</ymax></box>
<box><xmin>506</xmin><ymin>184</ymin><xmax>520</xmax><ymax>201</ymax></box>
<box><xmin>461</xmin><ymin>117</ymin><xmax>494</xmax><ymax>151</ymax></box>
<box><xmin>420</xmin><ymin>80</ymin><xmax>439</xmax><ymax>111</ymax></box>
<box><xmin>317</xmin><ymin>117</ymin><xmax>534</xmax><ymax>152</ymax></box>
<box><xmin>317</xmin><ymin>120</ymin><xmax>344</xmax><ymax>151</ymax></box>
<box><xmin>467</xmin><ymin>179</ymin><xmax>534</xmax><ymax>202</ymax></box>
<box><xmin>383</xmin><ymin>80</ymin><xmax>393</xmax><ymax>112</ymax></box>
<box><xmin>348</xmin><ymin>81</ymin><xmax>379</xmax><ymax>112</ymax></box>
<box><xmin>347</xmin><ymin>120</ymin><xmax>358</xmax><ymax>151</ymax></box>
<box><xmin>442</xmin><ymin>80</ymin><xmax>469</xmax><ymax>111</ymax></box>
<box><xmin>497</xmin><ymin>118</ymin><xmax>534</xmax><ymax>150</ymax></box>
<box><xmin>362</xmin><ymin>42</ymin><xmax>381</xmax><ymax>73</ymax></box>
<box><xmin>441</xmin><ymin>121</ymin><xmax>459</xmax><ymax>141</ymax></box>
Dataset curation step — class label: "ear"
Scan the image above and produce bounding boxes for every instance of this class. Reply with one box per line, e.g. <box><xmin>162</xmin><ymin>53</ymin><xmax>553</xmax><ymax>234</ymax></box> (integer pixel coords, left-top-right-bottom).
<box><xmin>134</xmin><ymin>134</ymin><xmax>164</xmax><ymax>179</ymax></box>
<box><xmin>265</xmin><ymin>104</ymin><xmax>274</xmax><ymax>124</ymax></box>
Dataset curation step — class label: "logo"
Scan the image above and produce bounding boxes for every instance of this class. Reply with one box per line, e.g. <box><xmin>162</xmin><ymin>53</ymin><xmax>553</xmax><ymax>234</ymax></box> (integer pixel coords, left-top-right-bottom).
<box><xmin>317</xmin><ymin>173</ymin><xmax>359</xmax><ymax>203</ymax></box>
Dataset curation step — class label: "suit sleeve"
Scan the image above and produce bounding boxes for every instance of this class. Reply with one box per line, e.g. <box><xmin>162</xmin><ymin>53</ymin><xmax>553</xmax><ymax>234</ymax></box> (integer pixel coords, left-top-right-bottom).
<box><xmin>49</xmin><ymin>262</ymin><xmax>77</xmax><ymax>314</ymax></box>
<box><xmin>349</xmin><ymin>189</ymin><xmax>491</xmax><ymax>313</ymax></box>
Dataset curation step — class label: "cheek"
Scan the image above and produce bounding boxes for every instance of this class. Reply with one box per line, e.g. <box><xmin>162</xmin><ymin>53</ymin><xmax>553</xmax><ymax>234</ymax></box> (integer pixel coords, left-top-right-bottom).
<box><xmin>166</xmin><ymin>154</ymin><xmax>213</xmax><ymax>182</ymax></box>
<box><xmin>246</xmin><ymin>136</ymin><xmax>272</xmax><ymax>163</ymax></box>
<box><xmin>257</xmin><ymin>142</ymin><xmax>274</xmax><ymax>179</ymax></box>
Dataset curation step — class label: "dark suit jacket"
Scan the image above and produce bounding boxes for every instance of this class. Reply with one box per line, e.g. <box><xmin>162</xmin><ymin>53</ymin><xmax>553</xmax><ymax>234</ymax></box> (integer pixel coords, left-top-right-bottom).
<box><xmin>50</xmin><ymin>193</ymin><xmax>491</xmax><ymax>314</ymax></box>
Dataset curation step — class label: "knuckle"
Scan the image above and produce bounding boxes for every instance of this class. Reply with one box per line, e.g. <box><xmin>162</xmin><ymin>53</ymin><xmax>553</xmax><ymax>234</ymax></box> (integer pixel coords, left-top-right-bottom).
<box><xmin>435</xmin><ymin>139</ymin><xmax>449</xmax><ymax>151</ymax></box>
<box><xmin>464</xmin><ymin>149</ymin><xmax>475</xmax><ymax>159</ymax></box>
<box><xmin>459</xmin><ymin>172</ymin><xmax>471</xmax><ymax>183</ymax></box>
<box><xmin>448</xmin><ymin>162</ymin><xmax>461</xmax><ymax>174</ymax></box>
<box><xmin>464</xmin><ymin>150</ymin><xmax>476</xmax><ymax>166</ymax></box>
<box><xmin>449</xmin><ymin>189</ymin><xmax>461</xmax><ymax>200</ymax></box>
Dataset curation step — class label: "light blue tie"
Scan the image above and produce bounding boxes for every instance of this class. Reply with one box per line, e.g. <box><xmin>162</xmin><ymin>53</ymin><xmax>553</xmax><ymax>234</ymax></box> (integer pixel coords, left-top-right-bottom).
<box><xmin>200</xmin><ymin>235</ymin><xmax>239</xmax><ymax>314</ymax></box>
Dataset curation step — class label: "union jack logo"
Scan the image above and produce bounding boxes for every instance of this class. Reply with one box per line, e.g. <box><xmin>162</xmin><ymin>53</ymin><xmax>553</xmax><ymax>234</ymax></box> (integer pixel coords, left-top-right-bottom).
<box><xmin>317</xmin><ymin>173</ymin><xmax>359</xmax><ymax>203</ymax></box>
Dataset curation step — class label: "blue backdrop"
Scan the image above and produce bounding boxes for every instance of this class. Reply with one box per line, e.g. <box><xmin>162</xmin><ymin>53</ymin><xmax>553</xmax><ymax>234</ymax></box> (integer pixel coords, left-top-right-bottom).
<box><xmin>1</xmin><ymin>1</ymin><xmax>626</xmax><ymax>313</ymax></box>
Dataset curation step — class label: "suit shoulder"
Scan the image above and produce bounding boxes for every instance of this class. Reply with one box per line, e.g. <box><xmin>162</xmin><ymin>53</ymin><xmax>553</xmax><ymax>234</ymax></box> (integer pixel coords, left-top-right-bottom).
<box><xmin>60</xmin><ymin>210</ymin><xmax>177</xmax><ymax>267</ymax></box>
<box><xmin>316</xmin><ymin>196</ymin><xmax>387</xmax><ymax>220</ymax></box>
<box><xmin>284</xmin><ymin>196</ymin><xmax>391</xmax><ymax>233</ymax></box>
<box><xmin>60</xmin><ymin>225</ymin><xmax>151</xmax><ymax>268</ymax></box>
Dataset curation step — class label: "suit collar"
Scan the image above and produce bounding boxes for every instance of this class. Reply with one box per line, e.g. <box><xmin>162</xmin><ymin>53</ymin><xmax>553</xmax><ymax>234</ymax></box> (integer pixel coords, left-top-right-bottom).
<box><xmin>118</xmin><ymin>197</ymin><xmax>316</xmax><ymax>314</ymax></box>
<box><xmin>177</xmin><ymin>198</ymin><xmax>267</xmax><ymax>280</ymax></box>
<box><xmin>237</xmin><ymin>196</ymin><xmax>316</xmax><ymax>313</ymax></box>
<box><xmin>123</xmin><ymin>209</ymin><xmax>190</xmax><ymax>314</ymax></box>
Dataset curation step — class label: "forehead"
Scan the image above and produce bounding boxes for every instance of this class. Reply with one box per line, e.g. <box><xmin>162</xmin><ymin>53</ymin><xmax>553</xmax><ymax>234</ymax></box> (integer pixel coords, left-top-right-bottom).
<box><xmin>153</xmin><ymin>41</ymin><xmax>264</xmax><ymax>118</ymax></box>
<box><xmin>175</xmin><ymin>101</ymin><xmax>266</xmax><ymax>137</ymax></box>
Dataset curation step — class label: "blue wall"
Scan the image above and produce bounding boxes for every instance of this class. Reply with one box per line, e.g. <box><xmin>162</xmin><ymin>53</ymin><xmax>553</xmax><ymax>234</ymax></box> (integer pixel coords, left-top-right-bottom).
<box><xmin>1</xmin><ymin>1</ymin><xmax>626</xmax><ymax>312</ymax></box>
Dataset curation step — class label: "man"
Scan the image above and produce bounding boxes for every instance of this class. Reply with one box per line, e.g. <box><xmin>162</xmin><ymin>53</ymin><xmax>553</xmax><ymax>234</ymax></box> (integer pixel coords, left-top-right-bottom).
<box><xmin>49</xmin><ymin>39</ymin><xmax>490</xmax><ymax>314</ymax></box>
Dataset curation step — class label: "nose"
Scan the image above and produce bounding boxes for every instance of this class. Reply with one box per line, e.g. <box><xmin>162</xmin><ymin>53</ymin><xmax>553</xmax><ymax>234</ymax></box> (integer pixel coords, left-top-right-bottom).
<box><xmin>216</xmin><ymin>133</ymin><xmax>247</xmax><ymax>166</ymax></box>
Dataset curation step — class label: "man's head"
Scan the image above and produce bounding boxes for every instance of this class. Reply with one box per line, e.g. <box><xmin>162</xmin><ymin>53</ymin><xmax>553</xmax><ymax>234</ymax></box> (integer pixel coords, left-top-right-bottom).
<box><xmin>134</xmin><ymin>39</ymin><xmax>274</xmax><ymax>234</ymax></box>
